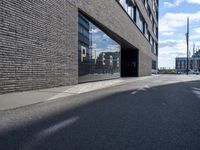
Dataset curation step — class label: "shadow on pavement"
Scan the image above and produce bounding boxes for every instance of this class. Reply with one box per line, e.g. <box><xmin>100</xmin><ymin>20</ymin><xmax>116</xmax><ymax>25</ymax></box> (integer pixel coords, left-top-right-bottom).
<box><xmin>1</xmin><ymin>80</ymin><xmax>200</xmax><ymax>150</ymax></box>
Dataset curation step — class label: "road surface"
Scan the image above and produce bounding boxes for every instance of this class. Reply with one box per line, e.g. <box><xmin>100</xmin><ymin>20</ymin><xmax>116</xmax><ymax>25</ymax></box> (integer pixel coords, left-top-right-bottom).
<box><xmin>1</xmin><ymin>75</ymin><xmax>200</xmax><ymax>150</ymax></box>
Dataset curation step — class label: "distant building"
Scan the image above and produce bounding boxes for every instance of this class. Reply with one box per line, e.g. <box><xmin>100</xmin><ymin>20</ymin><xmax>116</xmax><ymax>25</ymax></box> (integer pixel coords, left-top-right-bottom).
<box><xmin>175</xmin><ymin>50</ymin><xmax>200</xmax><ymax>73</ymax></box>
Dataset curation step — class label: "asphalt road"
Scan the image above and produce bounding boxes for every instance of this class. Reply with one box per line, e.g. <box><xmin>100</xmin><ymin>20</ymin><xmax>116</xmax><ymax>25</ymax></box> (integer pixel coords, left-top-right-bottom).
<box><xmin>1</xmin><ymin>75</ymin><xmax>200</xmax><ymax>150</ymax></box>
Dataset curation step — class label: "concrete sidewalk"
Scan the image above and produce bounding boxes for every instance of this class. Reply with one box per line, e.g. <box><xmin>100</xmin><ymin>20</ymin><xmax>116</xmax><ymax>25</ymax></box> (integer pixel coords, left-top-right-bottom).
<box><xmin>0</xmin><ymin>76</ymin><xmax>156</xmax><ymax>111</ymax></box>
<box><xmin>0</xmin><ymin>78</ymin><xmax>128</xmax><ymax>111</ymax></box>
<box><xmin>1</xmin><ymin>74</ymin><xmax>199</xmax><ymax>111</ymax></box>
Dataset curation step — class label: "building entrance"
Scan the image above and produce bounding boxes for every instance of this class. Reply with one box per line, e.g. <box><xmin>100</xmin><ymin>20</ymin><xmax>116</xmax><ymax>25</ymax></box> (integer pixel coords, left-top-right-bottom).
<box><xmin>121</xmin><ymin>49</ymin><xmax>138</xmax><ymax>77</ymax></box>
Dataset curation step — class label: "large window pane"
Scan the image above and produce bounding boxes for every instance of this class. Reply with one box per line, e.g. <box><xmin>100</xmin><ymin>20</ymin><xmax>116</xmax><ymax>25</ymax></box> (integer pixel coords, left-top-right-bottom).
<box><xmin>119</xmin><ymin>0</ymin><xmax>135</xmax><ymax>21</ymax></box>
<box><xmin>127</xmin><ymin>6</ymin><xmax>133</xmax><ymax>18</ymax></box>
<box><xmin>152</xmin><ymin>60</ymin><xmax>157</xmax><ymax>70</ymax></box>
<box><xmin>144</xmin><ymin>23</ymin><xmax>148</xmax><ymax>39</ymax></box>
<box><xmin>78</xmin><ymin>13</ymin><xmax>121</xmax><ymax>82</ymax></box>
<box><xmin>119</xmin><ymin>0</ymin><xmax>128</xmax><ymax>11</ymax></box>
<box><xmin>136</xmin><ymin>8</ymin><xmax>144</xmax><ymax>31</ymax></box>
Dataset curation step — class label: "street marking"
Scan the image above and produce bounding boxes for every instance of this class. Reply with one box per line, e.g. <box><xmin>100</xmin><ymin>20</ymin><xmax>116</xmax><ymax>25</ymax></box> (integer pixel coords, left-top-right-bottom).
<box><xmin>192</xmin><ymin>87</ymin><xmax>200</xmax><ymax>98</ymax></box>
<box><xmin>138</xmin><ymin>85</ymin><xmax>150</xmax><ymax>91</ymax></box>
<box><xmin>192</xmin><ymin>87</ymin><xmax>200</xmax><ymax>91</ymax></box>
<box><xmin>37</xmin><ymin>116</ymin><xmax>80</xmax><ymax>138</ymax></box>
<box><xmin>131</xmin><ymin>91</ymin><xmax>137</xmax><ymax>95</ymax></box>
<box><xmin>21</xmin><ymin>116</ymin><xmax>80</xmax><ymax>150</ymax></box>
<box><xmin>131</xmin><ymin>85</ymin><xmax>150</xmax><ymax>94</ymax></box>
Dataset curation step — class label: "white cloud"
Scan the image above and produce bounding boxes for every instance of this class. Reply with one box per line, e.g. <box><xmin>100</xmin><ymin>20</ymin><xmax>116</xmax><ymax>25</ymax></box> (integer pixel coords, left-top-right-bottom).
<box><xmin>159</xmin><ymin>39</ymin><xmax>187</xmax><ymax>57</ymax></box>
<box><xmin>195</xmin><ymin>41</ymin><xmax>200</xmax><ymax>46</ymax></box>
<box><xmin>194</xmin><ymin>27</ymin><xmax>200</xmax><ymax>34</ymax></box>
<box><xmin>164</xmin><ymin>0</ymin><xmax>200</xmax><ymax>8</ymax></box>
<box><xmin>92</xmin><ymin>43</ymin><xmax>97</xmax><ymax>48</ymax></box>
<box><xmin>158</xmin><ymin>38</ymin><xmax>194</xmax><ymax>68</ymax></box>
<box><xmin>194</xmin><ymin>42</ymin><xmax>200</xmax><ymax>51</ymax></box>
<box><xmin>90</xmin><ymin>28</ymin><xmax>100</xmax><ymax>34</ymax></box>
<box><xmin>159</xmin><ymin>39</ymin><xmax>176</xmax><ymax>44</ymax></box>
<box><xmin>159</xmin><ymin>11</ymin><xmax>200</xmax><ymax>32</ymax></box>
<box><xmin>190</xmin><ymin>34</ymin><xmax>200</xmax><ymax>40</ymax></box>
<box><xmin>187</xmin><ymin>0</ymin><xmax>200</xmax><ymax>5</ymax></box>
<box><xmin>161</xmin><ymin>31</ymin><xmax>174</xmax><ymax>36</ymax></box>
<box><xmin>164</xmin><ymin>2</ymin><xmax>176</xmax><ymax>8</ymax></box>
<box><xmin>164</xmin><ymin>0</ymin><xmax>184</xmax><ymax>8</ymax></box>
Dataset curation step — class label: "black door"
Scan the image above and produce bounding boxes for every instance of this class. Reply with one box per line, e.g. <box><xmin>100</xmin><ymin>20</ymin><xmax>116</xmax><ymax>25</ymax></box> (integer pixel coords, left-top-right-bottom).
<box><xmin>121</xmin><ymin>49</ymin><xmax>138</xmax><ymax>77</ymax></box>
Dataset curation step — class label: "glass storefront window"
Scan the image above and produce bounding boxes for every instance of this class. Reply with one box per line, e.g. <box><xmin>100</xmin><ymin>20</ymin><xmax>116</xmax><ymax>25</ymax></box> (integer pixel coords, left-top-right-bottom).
<box><xmin>78</xmin><ymin>13</ymin><xmax>121</xmax><ymax>82</ymax></box>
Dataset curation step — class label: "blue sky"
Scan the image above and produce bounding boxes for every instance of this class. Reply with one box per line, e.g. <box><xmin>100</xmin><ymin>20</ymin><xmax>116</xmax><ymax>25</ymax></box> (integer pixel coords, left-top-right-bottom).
<box><xmin>159</xmin><ymin>0</ymin><xmax>200</xmax><ymax>68</ymax></box>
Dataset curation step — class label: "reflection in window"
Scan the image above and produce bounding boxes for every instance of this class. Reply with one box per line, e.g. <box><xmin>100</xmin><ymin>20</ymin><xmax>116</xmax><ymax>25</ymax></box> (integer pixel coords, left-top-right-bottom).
<box><xmin>153</xmin><ymin>21</ymin><xmax>157</xmax><ymax>36</ymax></box>
<box><xmin>152</xmin><ymin>0</ymin><xmax>157</xmax><ymax>15</ymax></box>
<box><xmin>119</xmin><ymin>0</ymin><xmax>135</xmax><ymax>20</ymax></box>
<box><xmin>144</xmin><ymin>0</ymin><xmax>148</xmax><ymax>9</ymax></box>
<box><xmin>136</xmin><ymin>8</ymin><xmax>144</xmax><ymax>32</ymax></box>
<box><xmin>119</xmin><ymin>0</ymin><xmax>128</xmax><ymax>11</ymax></box>
<box><xmin>153</xmin><ymin>41</ymin><xmax>156</xmax><ymax>54</ymax></box>
<box><xmin>146</xmin><ymin>31</ymin><xmax>150</xmax><ymax>41</ymax></box>
<box><xmin>78</xmin><ymin>13</ymin><xmax>121</xmax><ymax>82</ymax></box>
<box><xmin>152</xmin><ymin>60</ymin><xmax>157</xmax><ymax>70</ymax></box>
<box><xmin>144</xmin><ymin>23</ymin><xmax>148</xmax><ymax>39</ymax></box>
<box><xmin>149</xmin><ymin>35</ymin><xmax>153</xmax><ymax>45</ymax></box>
<box><xmin>118</xmin><ymin>0</ymin><xmax>151</xmax><ymax>37</ymax></box>
<box><xmin>155</xmin><ymin>42</ymin><xmax>158</xmax><ymax>55</ymax></box>
<box><xmin>127</xmin><ymin>5</ymin><xmax>133</xmax><ymax>19</ymax></box>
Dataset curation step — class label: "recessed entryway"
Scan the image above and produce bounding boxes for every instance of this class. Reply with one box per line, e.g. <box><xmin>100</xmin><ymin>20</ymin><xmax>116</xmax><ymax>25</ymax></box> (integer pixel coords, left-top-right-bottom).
<box><xmin>121</xmin><ymin>48</ymin><xmax>138</xmax><ymax>77</ymax></box>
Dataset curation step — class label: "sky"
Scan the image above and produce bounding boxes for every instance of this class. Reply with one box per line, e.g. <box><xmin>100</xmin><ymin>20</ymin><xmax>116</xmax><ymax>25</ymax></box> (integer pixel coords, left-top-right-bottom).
<box><xmin>159</xmin><ymin>0</ymin><xmax>200</xmax><ymax>68</ymax></box>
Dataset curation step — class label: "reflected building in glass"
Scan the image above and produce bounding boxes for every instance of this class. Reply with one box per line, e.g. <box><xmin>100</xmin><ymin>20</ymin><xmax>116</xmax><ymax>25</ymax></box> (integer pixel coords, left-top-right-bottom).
<box><xmin>78</xmin><ymin>13</ymin><xmax>120</xmax><ymax>82</ymax></box>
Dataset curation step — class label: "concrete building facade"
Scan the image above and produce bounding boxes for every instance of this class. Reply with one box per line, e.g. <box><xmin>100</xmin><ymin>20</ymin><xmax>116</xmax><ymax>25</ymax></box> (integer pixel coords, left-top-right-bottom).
<box><xmin>0</xmin><ymin>0</ymin><xmax>159</xmax><ymax>93</ymax></box>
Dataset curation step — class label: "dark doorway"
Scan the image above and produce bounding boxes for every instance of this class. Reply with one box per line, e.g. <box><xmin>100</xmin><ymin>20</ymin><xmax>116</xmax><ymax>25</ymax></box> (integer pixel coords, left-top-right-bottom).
<box><xmin>121</xmin><ymin>49</ymin><xmax>138</xmax><ymax>77</ymax></box>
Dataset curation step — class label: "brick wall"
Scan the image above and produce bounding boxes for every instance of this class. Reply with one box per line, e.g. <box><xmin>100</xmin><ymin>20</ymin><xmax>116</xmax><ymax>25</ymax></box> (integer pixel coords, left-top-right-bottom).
<box><xmin>0</xmin><ymin>0</ymin><xmax>78</xmax><ymax>93</ymax></box>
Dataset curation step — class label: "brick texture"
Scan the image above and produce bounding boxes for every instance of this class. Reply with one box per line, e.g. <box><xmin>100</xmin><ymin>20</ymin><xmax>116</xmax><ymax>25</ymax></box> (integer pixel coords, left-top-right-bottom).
<box><xmin>0</xmin><ymin>0</ymin><xmax>78</xmax><ymax>93</ymax></box>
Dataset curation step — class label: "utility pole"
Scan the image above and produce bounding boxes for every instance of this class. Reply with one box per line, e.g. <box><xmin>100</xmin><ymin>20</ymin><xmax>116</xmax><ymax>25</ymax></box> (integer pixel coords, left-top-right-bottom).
<box><xmin>192</xmin><ymin>43</ymin><xmax>195</xmax><ymax>71</ymax></box>
<box><xmin>186</xmin><ymin>17</ymin><xmax>189</xmax><ymax>75</ymax></box>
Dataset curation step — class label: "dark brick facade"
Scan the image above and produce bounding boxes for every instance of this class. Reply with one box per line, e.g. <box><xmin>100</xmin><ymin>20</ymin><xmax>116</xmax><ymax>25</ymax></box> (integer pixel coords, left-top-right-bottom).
<box><xmin>0</xmin><ymin>0</ymin><xmax>158</xmax><ymax>94</ymax></box>
<box><xmin>0</xmin><ymin>0</ymin><xmax>78</xmax><ymax>93</ymax></box>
